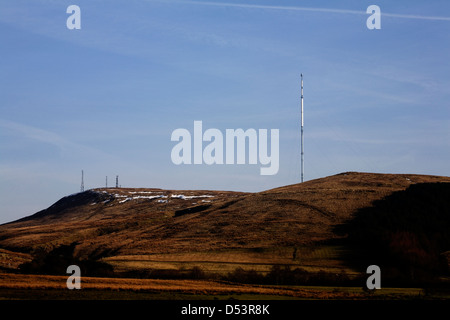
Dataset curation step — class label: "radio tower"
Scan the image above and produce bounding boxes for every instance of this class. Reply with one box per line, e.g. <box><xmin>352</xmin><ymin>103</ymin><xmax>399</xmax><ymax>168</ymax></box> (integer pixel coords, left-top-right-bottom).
<box><xmin>81</xmin><ymin>170</ymin><xmax>85</xmax><ymax>192</ymax></box>
<box><xmin>301</xmin><ymin>74</ymin><xmax>304</xmax><ymax>183</ymax></box>
<box><xmin>116</xmin><ymin>175</ymin><xmax>119</xmax><ymax>188</ymax></box>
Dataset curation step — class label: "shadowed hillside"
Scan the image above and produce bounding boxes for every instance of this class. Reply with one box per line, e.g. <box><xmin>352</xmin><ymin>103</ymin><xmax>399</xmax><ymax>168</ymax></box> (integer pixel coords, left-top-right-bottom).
<box><xmin>335</xmin><ymin>182</ymin><xmax>450</xmax><ymax>285</ymax></box>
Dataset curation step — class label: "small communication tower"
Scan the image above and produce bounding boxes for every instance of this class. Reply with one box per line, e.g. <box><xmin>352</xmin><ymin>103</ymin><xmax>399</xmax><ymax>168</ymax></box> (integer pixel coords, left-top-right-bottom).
<box><xmin>81</xmin><ymin>170</ymin><xmax>85</xmax><ymax>192</ymax></box>
<box><xmin>116</xmin><ymin>175</ymin><xmax>119</xmax><ymax>188</ymax></box>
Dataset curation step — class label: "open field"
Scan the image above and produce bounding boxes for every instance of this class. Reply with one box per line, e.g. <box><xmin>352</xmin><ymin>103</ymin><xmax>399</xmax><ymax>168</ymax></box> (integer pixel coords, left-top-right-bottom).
<box><xmin>103</xmin><ymin>246</ymin><xmax>358</xmax><ymax>276</ymax></box>
<box><xmin>0</xmin><ymin>272</ymin><xmax>442</xmax><ymax>300</ymax></box>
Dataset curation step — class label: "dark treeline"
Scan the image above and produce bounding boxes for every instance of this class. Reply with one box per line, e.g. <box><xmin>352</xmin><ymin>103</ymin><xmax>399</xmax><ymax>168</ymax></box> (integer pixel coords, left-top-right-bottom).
<box><xmin>118</xmin><ymin>265</ymin><xmax>361</xmax><ymax>287</ymax></box>
<box><xmin>223</xmin><ymin>265</ymin><xmax>359</xmax><ymax>286</ymax></box>
<box><xmin>19</xmin><ymin>242</ymin><xmax>114</xmax><ymax>277</ymax></box>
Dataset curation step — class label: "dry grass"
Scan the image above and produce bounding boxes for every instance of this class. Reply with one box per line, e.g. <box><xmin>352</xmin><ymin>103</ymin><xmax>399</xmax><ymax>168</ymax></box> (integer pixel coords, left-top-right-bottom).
<box><xmin>103</xmin><ymin>246</ymin><xmax>357</xmax><ymax>276</ymax></box>
<box><xmin>0</xmin><ymin>249</ymin><xmax>32</xmax><ymax>269</ymax></box>
<box><xmin>0</xmin><ymin>272</ymin><xmax>426</xmax><ymax>300</ymax></box>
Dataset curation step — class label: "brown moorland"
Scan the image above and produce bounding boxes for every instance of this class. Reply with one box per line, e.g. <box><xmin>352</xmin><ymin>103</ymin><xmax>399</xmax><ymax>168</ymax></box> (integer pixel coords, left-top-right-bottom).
<box><xmin>0</xmin><ymin>172</ymin><xmax>449</xmax><ymax>299</ymax></box>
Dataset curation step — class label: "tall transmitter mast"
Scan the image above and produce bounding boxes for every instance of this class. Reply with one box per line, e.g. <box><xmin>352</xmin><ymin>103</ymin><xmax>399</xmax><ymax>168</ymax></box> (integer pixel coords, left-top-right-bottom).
<box><xmin>300</xmin><ymin>74</ymin><xmax>304</xmax><ymax>183</ymax></box>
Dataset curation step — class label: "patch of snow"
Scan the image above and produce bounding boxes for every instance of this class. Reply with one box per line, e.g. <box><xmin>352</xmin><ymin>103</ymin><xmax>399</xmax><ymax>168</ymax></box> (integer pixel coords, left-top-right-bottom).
<box><xmin>134</xmin><ymin>195</ymin><xmax>167</xmax><ymax>200</ymax></box>
<box><xmin>128</xmin><ymin>191</ymin><xmax>155</xmax><ymax>194</ymax></box>
<box><xmin>170</xmin><ymin>194</ymin><xmax>215</xmax><ymax>200</ymax></box>
<box><xmin>119</xmin><ymin>194</ymin><xmax>167</xmax><ymax>204</ymax></box>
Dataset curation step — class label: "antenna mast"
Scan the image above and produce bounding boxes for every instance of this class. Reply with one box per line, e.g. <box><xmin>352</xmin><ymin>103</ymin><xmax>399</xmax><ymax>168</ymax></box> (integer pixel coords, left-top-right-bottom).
<box><xmin>301</xmin><ymin>74</ymin><xmax>304</xmax><ymax>183</ymax></box>
<box><xmin>81</xmin><ymin>170</ymin><xmax>85</xmax><ymax>192</ymax></box>
<box><xmin>116</xmin><ymin>175</ymin><xmax>119</xmax><ymax>188</ymax></box>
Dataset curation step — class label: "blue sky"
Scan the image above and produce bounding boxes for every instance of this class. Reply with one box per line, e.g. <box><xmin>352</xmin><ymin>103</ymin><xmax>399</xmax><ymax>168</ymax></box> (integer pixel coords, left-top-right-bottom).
<box><xmin>1</xmin><ymin>0</ymin><xmax>450</xmax><ymax>223</ymax></box>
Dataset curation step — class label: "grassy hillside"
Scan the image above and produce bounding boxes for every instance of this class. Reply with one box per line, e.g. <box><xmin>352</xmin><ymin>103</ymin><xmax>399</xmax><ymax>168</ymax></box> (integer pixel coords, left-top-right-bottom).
<box><xmin>1</xmin><ymin>172</ymin><xmax>449</xmax><ymax>289</ymax></box>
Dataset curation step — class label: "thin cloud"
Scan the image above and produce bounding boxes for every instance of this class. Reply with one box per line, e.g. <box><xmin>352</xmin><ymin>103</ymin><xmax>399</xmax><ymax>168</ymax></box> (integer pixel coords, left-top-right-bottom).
<box><xmin>161</xmin><ymin>0</ymin><xmax>450</xmax><ymax>22</ymax></box>
<box><xmin>0</xmin><ymin>119</ymin><xmax>115</xmax><ymax>160</ymax></box>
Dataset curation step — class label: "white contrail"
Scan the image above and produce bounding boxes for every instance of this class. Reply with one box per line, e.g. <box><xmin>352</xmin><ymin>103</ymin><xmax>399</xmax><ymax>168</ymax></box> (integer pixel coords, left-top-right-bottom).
<box><xmin>173</xmin><ymin>0</ymin><xmax>364</xmax><ymax>15</ymax></box>
<box><xmin>382</xmin><ymin>12</ymin><xmax>450</xmax><ymax>21</ymax></box>
<box><xmin>160</xmin><ymin>0</ymin><xmax>450</xmax><ymax>22</ymax></box>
